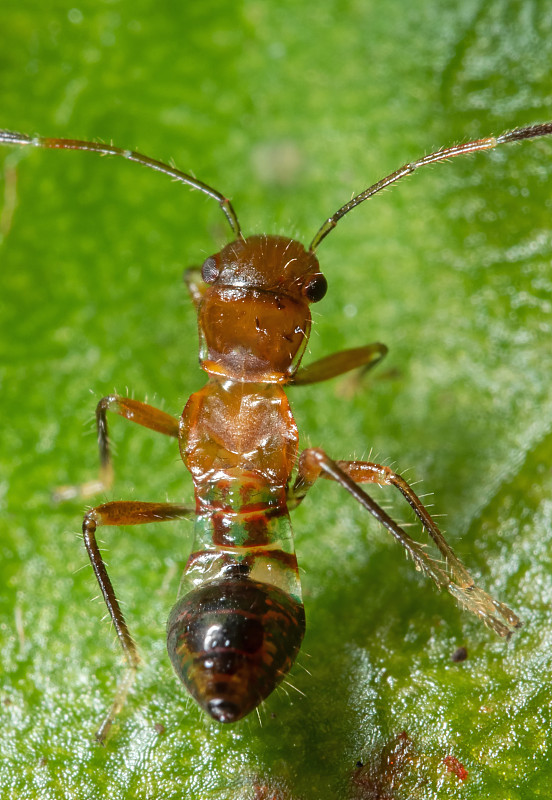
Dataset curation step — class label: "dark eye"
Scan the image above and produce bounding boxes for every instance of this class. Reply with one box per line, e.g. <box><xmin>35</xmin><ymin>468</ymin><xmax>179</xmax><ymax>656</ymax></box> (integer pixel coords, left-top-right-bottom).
<box><xmin>201</xmin><ymin>256</ymin><xmax>219</xmax><ymax>283</ymax></box>
<box><xmin>303</xmin><ymin>273</ymin><xmax>327</xmax><ymax>303</ymax></box>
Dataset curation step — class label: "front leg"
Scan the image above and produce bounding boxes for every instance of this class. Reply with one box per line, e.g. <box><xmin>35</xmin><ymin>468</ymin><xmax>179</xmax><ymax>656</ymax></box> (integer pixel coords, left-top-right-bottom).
<box><xmin>290</xmin><ymin>448</ymin><xmax>521</xmax><ymax>638</ymax></box>
<box><xmin>83</xmin><ymin>500</ymin><xmax>194</xmax><ymax>742</ymax></box>
<box><xmin>290</xmin><ymin>343</ymin><xmax>387</xmax><ymax>385</ymax></box>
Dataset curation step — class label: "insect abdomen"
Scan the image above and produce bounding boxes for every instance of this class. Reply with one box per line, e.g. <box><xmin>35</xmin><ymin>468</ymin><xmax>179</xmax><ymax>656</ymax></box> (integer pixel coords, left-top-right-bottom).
<box><xmin>167</xmin><ymin>577</ymin><xmax>305</xmax><ymax>722</ymax></box>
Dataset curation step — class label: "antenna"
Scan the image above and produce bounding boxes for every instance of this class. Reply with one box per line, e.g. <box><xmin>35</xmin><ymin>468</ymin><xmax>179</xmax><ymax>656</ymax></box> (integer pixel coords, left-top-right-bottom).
<box><xmin>0</xmin><ymin>130</ymin><xmax>243</xmax><ymax>239</ymax></box>
<box><xmin>309</xmin><ymin>122</ymin><xmax>552</xmax><ymax>252</ymax></box>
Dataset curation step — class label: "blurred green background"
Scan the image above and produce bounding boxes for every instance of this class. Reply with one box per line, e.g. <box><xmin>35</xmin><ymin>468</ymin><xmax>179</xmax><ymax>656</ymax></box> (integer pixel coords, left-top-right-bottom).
<box><xmin>1</xmin><ymin>1</ymin><xmax>552</xmax><ymax>798</ymax></box>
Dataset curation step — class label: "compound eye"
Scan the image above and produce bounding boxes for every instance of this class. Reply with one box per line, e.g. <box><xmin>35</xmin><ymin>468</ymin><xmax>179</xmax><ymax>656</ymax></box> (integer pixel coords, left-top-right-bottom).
<box><xmin>303</xmin><ymin>273</ymin><xmax>327</xmax><ymax>303</ymax></box>
<box><xmin>201</xmin><ymin>256</ymin><xmax>219</xmax><ymax>284</ymax></box>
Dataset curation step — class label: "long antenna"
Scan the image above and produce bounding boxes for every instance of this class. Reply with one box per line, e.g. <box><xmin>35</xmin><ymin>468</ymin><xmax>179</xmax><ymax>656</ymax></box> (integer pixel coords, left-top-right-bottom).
<box><xmin>309</xmin><ymin>121</ymin><xmax>552</xmax><ymax>252</ymax></box>
<box><xmin>0</xmin><ymin>129</ymin><xmax>243</xmax><ymax>239</ymax></box>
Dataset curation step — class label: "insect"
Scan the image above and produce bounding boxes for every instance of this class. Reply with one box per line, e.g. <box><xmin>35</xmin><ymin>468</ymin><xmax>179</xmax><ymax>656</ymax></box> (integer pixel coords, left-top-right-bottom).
<box><xmin>2</xmin><ymin>122</ymin><xmax>551</xmax><ymax>741</ymax></box>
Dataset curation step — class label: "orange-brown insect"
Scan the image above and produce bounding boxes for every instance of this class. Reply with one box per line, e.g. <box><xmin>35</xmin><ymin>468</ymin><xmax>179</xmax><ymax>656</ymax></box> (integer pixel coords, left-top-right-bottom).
<box><xmin>2</xmin><ymin>122</ymin><xmax>551</xmax><ymax>740</ymax></box>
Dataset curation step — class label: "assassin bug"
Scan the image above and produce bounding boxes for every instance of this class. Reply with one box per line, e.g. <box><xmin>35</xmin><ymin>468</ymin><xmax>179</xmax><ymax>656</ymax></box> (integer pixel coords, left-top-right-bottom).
<box><xmin>2</xmin><ymin>122</ymin><xmax>551</xmax><ymax>741</ymax></box>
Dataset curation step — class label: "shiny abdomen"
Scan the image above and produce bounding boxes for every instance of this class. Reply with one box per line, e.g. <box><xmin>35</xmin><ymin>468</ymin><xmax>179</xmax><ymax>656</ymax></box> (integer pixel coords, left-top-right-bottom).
<box><xmin>169</xmin><ymin>380</ymin><xmax>304</xmax><ymax>721</ymax></box>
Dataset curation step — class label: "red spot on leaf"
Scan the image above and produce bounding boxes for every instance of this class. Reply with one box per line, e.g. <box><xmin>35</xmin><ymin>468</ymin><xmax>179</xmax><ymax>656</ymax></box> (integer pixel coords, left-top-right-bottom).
<box><xmin>351</xmin><ymin>731</ymin><xmax>419</xmax><ymax>799</ymax></box>
<box><xmin>443</xmin><ymin>755</ymin><xmax>468</xmax><ymax>781</ymax></box>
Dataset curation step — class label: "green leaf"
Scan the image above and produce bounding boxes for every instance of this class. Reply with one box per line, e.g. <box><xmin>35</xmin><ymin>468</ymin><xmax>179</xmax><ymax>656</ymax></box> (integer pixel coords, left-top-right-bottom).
<box><xmin>1</xmin><ymin>1</ymin><xmax>552</xmax><ymax>798</ymax></box>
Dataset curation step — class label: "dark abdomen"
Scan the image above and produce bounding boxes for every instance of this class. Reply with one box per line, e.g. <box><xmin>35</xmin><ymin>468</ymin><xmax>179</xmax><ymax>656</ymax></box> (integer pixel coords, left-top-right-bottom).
<box><xmin>167</xmin><ymin>576</ymin><xmax>305</xmax><ymax>722</ymax></box>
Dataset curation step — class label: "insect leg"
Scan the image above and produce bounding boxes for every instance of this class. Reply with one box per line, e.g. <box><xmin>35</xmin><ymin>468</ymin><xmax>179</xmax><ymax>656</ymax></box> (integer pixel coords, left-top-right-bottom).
<box><xmin>183</xmin><ymin>266</ymin><xmax>208</xmax><ymax>308</ymax></box>
<box><xmin>54</xmin><ymin>396</ymin><xmax>180</xmax><ymax>501</ymax></box>
<box><xmin>290</xmin><ymin>343</ymin><xmax>387</xmax><ymax>385</ymax></box>
<box><xmin>290</xmin><ymin>448</ymin><xmax>520</xmax><ymax>638</ymax></box>
<box><xmin>82</xmin><ymin>500</ymin><xmax>195</xmax><ymax>742</ymax></box>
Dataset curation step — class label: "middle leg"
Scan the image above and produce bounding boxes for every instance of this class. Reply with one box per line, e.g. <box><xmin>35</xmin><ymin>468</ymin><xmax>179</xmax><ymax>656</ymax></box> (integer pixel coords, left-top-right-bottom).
<box><xmin>54</xmin><ymin>396</ymin><xmax>181</xmax><ymax>501</ymax></box>
<box><xmin>290</xmin><ymin>448</ymin><xmax>521</xmax><ymax>638</ymax></box>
